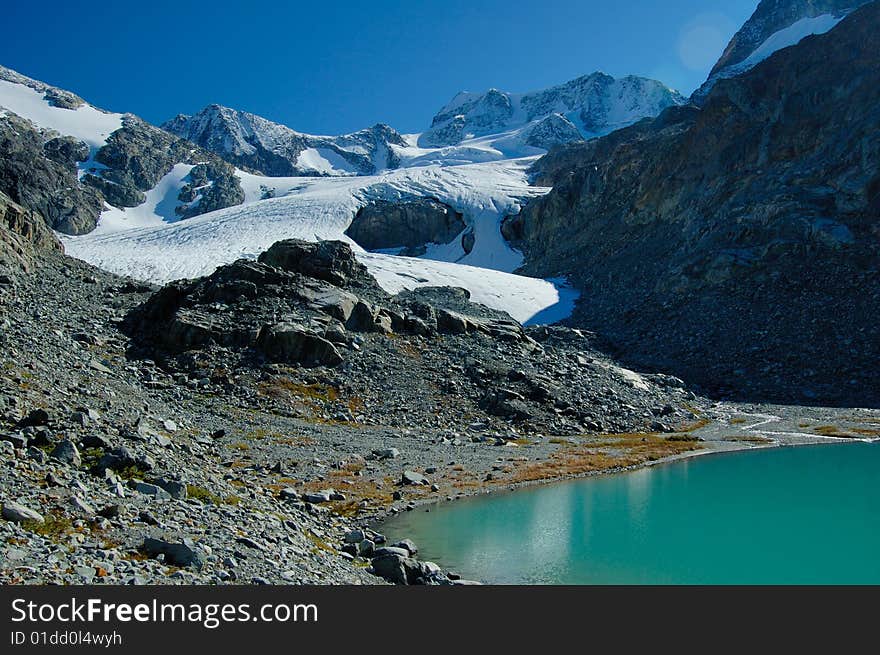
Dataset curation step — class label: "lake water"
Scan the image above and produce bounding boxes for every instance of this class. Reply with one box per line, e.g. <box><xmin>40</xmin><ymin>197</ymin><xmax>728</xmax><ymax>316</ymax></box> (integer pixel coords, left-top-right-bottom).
<box><xmin>382</xmin><ymin>443</ymin><xmax>880</xmax><ymax>584</ymax></box>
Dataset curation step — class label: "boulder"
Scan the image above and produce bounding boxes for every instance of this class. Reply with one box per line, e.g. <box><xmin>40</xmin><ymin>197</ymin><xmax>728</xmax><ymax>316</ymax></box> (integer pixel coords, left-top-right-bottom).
<box><xmin>152</xmin><ymin>478</ymin><xmax>188</xmax><ymax>500</ymax></box>
<box><xmin>2</xmin><ymin>501</ymin><xmax>44</xmax><ymax>523</ymax></box>
<box><xmin>311</xmin><ymin>288</ymin><xmax>358</xmax><ymax>322</ymax></box>
<box><xmin>258</xmin><ymin>239</ymin><xmax>368</xmax><ymax>287</ymax></box>
<box><xmin>257</xmin><ymin>323</ymin><xmax>343</xmax><ymax>368</ymax></box>
<box><xmin>401</xmin><ymin>471</ymin><xmax>429</xmax><ymax>486</ymax></box>
<box><xmin>370</xmin><ymin>554</ymin><xmax>409</xmax><ymax>585</ymax></box>
<box><xmin>142</xmin><ymin>537</ymin><xmax>204</xmax><ymax>569</ymax></box>
<box><xmin>50</xmin><ymin>439</ymin><xmax>81</xmax><ymax>467</ymax></box>
<box><xmin>392</xmin><ymin>539</ymin><xmax>418</xmax><ymax>556</ymax></box>
<box><xmin>95</xmin><ymin>447</ymin><xmax>153</xmax><ymax>474</ymax></box>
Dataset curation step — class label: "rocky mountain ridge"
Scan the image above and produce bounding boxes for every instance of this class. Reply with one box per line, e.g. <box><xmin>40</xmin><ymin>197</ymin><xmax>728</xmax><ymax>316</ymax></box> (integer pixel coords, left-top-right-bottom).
<box><xmin>420</xmin><ymin>72</ymin><xmax>685</xmax><ymax>150</ymax></box>
<box><xmin>163</xmin><ymin>105</ymin><xmax>409</xmax><ymax>177</ymax></box>
<box><xmin>511</xmin><ymin>1</ymin><xmax>880</xmax><ymax>405</ymax></box>
<box><xmin>692</xmin><ymin>0</ymin><xmax>871</xmax><ymax>102</ymax></box>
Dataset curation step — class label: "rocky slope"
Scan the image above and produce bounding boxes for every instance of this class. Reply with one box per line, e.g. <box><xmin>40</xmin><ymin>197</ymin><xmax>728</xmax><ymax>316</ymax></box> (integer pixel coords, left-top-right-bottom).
<box><xmin>1</xmin><ymin>234</ymin><xmax>718</xmax><ymax>585</ymax></box>
<box><xmin>163</xmin><ymin>105</ymin><xmax>409</xmax><ymax>177</ymax></box>
<box><xmin>511</xmin><ymin>2</ymin><xmax>880</xmax><ymax>406</ymax></box>
<box><xmin>420</xmin><ymin>73</ymin><xmax>685</xmax><ymax>150</ymax></box>
<box><xmin>692</xmin><ymin>0</ymin><xmax>871</xmax><ymax>102</ymax></box>
<box><xmin>0</xmin><ymin>66</ymin><xmax>244</xmax><ymax>234</ymax></box>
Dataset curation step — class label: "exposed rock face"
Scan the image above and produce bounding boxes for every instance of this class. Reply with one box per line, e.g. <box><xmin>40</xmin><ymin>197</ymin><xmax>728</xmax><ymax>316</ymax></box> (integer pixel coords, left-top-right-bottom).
<box><xmin>515</xmin><ymin>3</ymin><xmax>880</xmax><ymax>405</ymax></box>
<box><xmin>0</xmin><ymin>191</ymin><xmax>62</xmax><ymax>272</ymax></box>
<box><xmin>693</xmin><ymin>0</ymin><xmax>871</xmax><ymax>102</ymax></box>
<box><xmin>0</xmin><ymin>114</ymin><xmax>103</xmax><ymax>234</ymax></box>
<box><xmin>258</xmin><ymin>239</ymin><xmax>376</xmax><ymax>288</ymax></box>
<box><xmin>82</xmin><ymin>116</ymin><xmax>244</xmax><ymax>215</ymax></box>
<box><xmin>420</xmin><ymin>73</ymin><xmax>685</xmax><ymax>149</ymax></box>
<box><xmin>345</xmin><ymin>199</ymin><xmax>466</xmax><ymax>254</ymax></box>
<box><xmin>175</xmin><ymin>162</ymin><xmax>243</xmax><ymax>219</ymax></box>
<box><xmin>162</xmin><ymin>105</ymin><xmax>408</xmax><ymax>177</ymax></box>
<box><xmin>125</xmin><ymin>239</ymin><xmax>541</xmax><ymax>372</ymax></box>
<box><xmin>257</xmin><ymin>323</ymin><xmax>344</xmax><ymax>368</ymax></box>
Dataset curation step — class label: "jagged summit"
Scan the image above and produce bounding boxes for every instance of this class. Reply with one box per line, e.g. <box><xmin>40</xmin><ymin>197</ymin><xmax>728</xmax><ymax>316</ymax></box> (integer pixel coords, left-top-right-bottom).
<box><xmin>420</xmin><ymin>72</ymin><xmax>685</xmax><ymax>150</ymax></box>
<box><xmin>162</xmin><ymin>105</ymin><xmax>408</xmax><ymax>177</ymax></box>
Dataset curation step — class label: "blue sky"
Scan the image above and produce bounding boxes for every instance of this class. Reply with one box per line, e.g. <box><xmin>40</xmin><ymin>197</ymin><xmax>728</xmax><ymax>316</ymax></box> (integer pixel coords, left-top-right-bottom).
<box><xmin>1</xmin><ymin>0</ymin><xmax>758</xmax><ymax>135</ymax></box>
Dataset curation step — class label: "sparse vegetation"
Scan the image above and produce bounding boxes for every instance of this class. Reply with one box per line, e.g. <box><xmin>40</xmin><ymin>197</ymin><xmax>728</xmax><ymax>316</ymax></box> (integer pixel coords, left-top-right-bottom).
<box><xmin>724</xmin><ymin>435</ymin><xmax>773</xmax><ymax>444</ymax></box>
<box><xmin>22</xmin><ymin>510</ymin><xmax>74</xmax><ymax>542</ymax></box>
<box><xmin>505</xmin><ymin>434</ymin><xmax>701</xmax><ymax>485</ymax></box>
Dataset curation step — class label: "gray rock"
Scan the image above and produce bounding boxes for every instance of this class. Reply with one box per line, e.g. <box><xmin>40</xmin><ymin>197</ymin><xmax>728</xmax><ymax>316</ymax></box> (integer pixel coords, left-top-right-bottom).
<box><xmin>152</xmin><ymin>478</ymin><xmax>188</xmax><ymax>500</ymax></box>
<box><xmin>133</xmin><ymin>482</ymin><xmax>172</xmax><ymax>500</ymax></box>
<box><xmin>279</xmin><ymin>488</ymin><xmax>299</xmax><ymax>501</ymax></box>
<box><xmin>303</xmin><ymin>491</ymin><xmax>332</xmax><ymax>504</ymax></box>
<box><xmin>373</xmin><ymin>546</ymin><xmax>410</xmax><ymax>559</ymax></box>
<box><xmin>401</xmin><ymin>470</ymin><xmax>429</xmax><ymax>486</ymax></box>
<box><xmin>257</xmin><ymin>322</ymin><xmax>343</xmax><ymax>368</ymax></box>
<box><xmin>370</xmin><ymin>554</ymin><xmax>409</xmax><ymax>585</ymax></box>
<box><xmin>2</xmin><ymin>501</ymin><xmax>44</xmax><ymax>523</ymax></box>
<box><xmin>69</xmin><ymin>495</ymin><xmax>95</xmax><ymax>515</ymax></box>
<box><xmin>142</xmin><ymin>537</ymin><xmax>204</xmax><ymax>569</ymax></box>
<box><xmin>50</xmin><ymin>440</ymin><xmax>81</xmax><ymax>466</ymax></box>
<box><xmin>392</xmin><ymin>539</ymin><xmax>418</xmax><ymax>556</ymax></box>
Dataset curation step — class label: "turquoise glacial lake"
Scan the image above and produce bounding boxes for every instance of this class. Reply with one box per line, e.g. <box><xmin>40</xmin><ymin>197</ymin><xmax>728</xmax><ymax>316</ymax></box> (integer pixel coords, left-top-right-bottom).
<box><xmin>383</xmin><ymin>444</ymin><xmax>880</xmax><ymax>584</ymax></box>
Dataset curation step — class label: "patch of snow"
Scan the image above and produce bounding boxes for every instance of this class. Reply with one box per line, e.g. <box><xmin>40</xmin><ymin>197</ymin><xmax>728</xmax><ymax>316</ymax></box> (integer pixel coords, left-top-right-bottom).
<box><xmin>736</xmin><ymin>14</ymin><xmax>843</xmax><ymax>74</ymax></box>
<box><xmin>90</xmin><ymin>164</ymin><xmax>194</xmax><ymax>234</ymax></box>
<box><xmin>699</xmin><ymin>14</ymin><xmax>845</xmax><ymax>98</ymax></box>
<box><xmin>296</xmin><ymin>147</ymin><xmax>359</xmax><ymax>176</ymax></box>
<box><xmin>0</xmin><ymin>79</ymin><xmax>122</xmax><ymax>150</ymax></box>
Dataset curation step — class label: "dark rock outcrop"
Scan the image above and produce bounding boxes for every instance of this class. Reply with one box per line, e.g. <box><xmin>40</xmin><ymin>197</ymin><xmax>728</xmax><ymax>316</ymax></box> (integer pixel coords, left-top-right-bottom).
<box><xmin>258</xmin><ymin>239</ymin><xmax>376</xmax><ymax>289</ymax></box>
<box><xmin>125</xmin><ymin>240</ymin><xmax>535</xmax><ymax>374</ymax></box>
<box><xmin>0</xmin><ymin>114</ymin><xmax>104</xmax><ymax>234</ymax></box>
<box><xmin>0</xmin><ymin>192</ymin><xmax>63</xmax><ymax>272</ymax></box>
<box><xmin>515</xmin><ymin>3</ymin><xmax>880</xmax><ymax>405</ymax></box>
<box><xmin>345</xmin><ymin>199</ymin><xmax>466</xmax><ymax>254</ymax></box>
<box><xmin>82</xmin><ymin>116</ymin><xmax>244</xmax><ymax>214</ymax></box>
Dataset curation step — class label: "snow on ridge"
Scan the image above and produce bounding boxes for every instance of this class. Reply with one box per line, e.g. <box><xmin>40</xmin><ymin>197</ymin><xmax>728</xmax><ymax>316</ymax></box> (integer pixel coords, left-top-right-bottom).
<box><xmin>0</xmin><ymin>79</ymin><xmax>122</xmax><ymax>150</ymax></box>
<box><xmin>735</xmin><ymin>14</ymin><xmax>844</xmax><ymax>73</ymax></box>
<box><xmin>89</xmin><ymin>164</ymin><xmax>196</xmax><ymax>235</ymax></box>
<box><xmin>695</xmin><ymin>13</ymin><xmax>848</xmax><ymax>100</ymax></box>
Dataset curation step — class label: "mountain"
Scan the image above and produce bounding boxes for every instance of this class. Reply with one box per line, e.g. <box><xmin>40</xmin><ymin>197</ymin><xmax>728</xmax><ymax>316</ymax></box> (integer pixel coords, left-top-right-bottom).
<box><xmin>0</xmin><ymin>66</ymin><xmax>243</xmax><ymax>234</ymax></box>
<box><xmin>508</xmin><ymin>1</ymin><xmax>880</xmax><ymax>405</ymax></box>
<box><xmin>419</xmin><ymin>73</ymin><xmax>686</xmax><ymax>151</ymax></box>
<box><xmin>692</xmin><ymin>0</ymin><xmax>872</xmax><ymax>102</ymax></box>
<box><xmin>163</xmin><ymin>105</ymin><xmax>409</xmax><ymax>177</ymax></box>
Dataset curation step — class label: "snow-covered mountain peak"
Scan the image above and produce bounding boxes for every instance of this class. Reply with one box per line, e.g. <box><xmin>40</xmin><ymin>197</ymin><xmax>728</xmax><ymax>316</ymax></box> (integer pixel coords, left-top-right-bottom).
<box><xmin>163</xmin><ymin>104</ymin><xmax>409</xmax><ymax>178</ymax></box>
<box><xmin>420</xmin><ymin>72</ymin><xmax>685</xmax><ymax>151</ymax></box>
